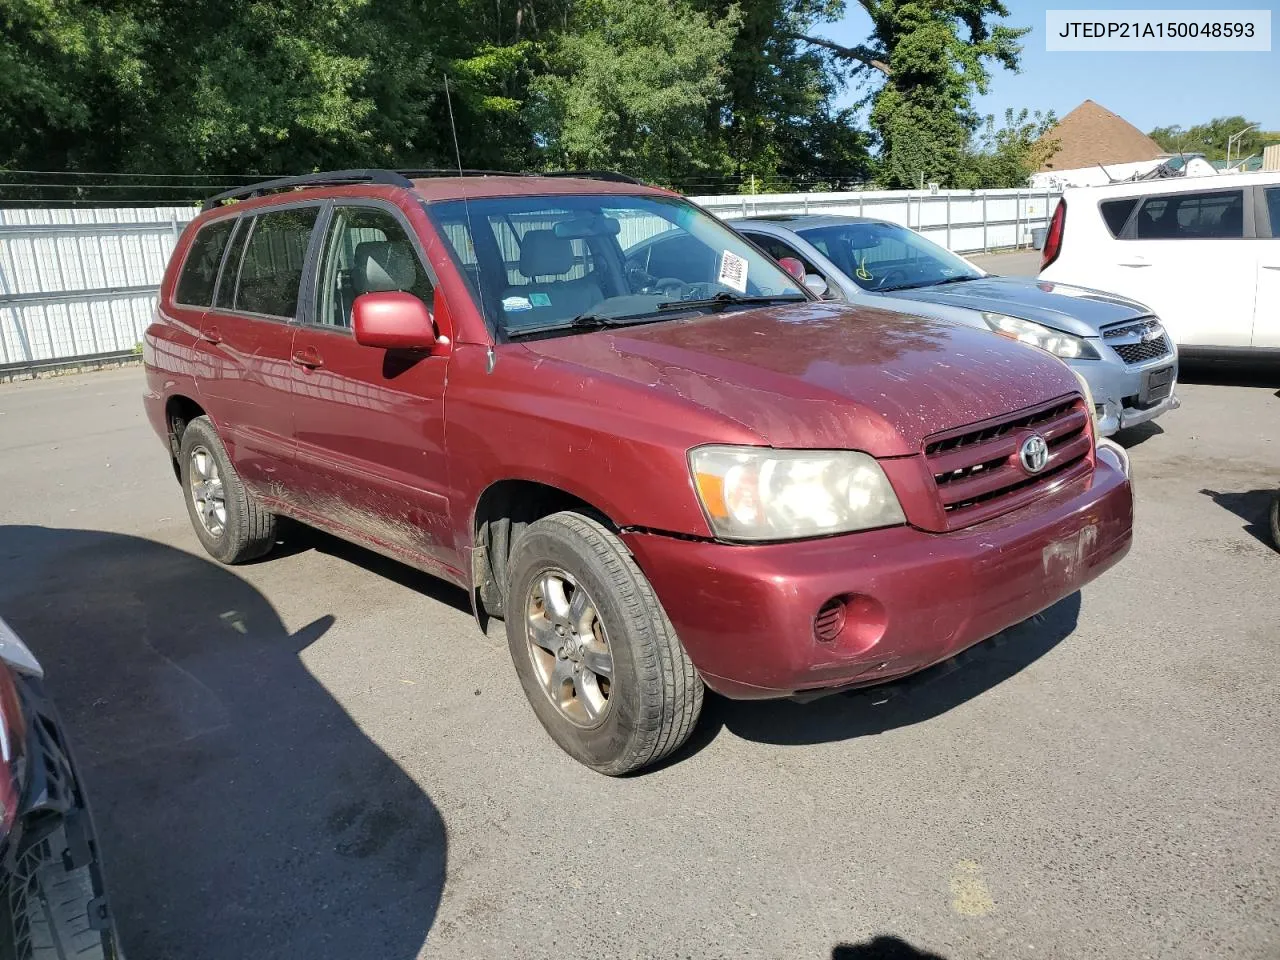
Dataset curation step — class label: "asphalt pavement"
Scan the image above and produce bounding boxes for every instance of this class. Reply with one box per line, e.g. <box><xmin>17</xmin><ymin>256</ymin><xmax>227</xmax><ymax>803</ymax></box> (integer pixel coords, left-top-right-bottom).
<box><xmin>0</xmin><ymin>360</ymin><xmax>1277</xmax><ymax>960</ymax></box>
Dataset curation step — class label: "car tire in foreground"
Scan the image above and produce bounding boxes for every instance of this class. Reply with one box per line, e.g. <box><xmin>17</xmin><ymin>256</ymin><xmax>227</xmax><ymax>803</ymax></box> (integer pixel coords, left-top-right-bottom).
<box><xmin>1270</xmin><ymin>490</ymin><xmax>1280</xmax><ymax>551</ymax></box>
<box><xmin>178</xmin><ymin>415</ymin><xmax>277</xmax><ymax>565</ymax></box>
<box><xmin>505</xmin><ymin>511</ymin><xmax>703</xmax><ymax>775</ymax></box>
<box><xmin>4</xmin><ymin>828</ymin><xmax>116</xmax><ymax>960</ymax></box>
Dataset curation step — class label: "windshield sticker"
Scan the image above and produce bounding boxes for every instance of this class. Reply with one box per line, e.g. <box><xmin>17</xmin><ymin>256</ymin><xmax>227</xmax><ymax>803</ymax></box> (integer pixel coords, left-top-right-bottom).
<box><xmin>529</xmin><ymin>292</ymin><xmax>551</xmax><ymax>307</ymax></box>
<box><xmin>718</xmin><ymin>250</ymin><xmax>748</xmax><ymax>292</ymax></box>
<box><xmin>502</xmin><ymin>295</ymin><xmax>533</xmax><ymax>313</ymax></box>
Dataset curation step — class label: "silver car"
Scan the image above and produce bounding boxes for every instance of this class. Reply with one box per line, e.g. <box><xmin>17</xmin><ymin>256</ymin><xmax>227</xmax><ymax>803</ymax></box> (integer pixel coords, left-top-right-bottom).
<box><xmin>727</xmin><ymin>215</ymin><xmax>1180</xmax><ymax>437</ymax></box>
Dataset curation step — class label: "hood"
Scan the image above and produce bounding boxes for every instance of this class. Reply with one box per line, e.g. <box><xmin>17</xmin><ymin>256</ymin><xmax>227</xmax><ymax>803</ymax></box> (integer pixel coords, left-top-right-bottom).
<box><xmin>518</xmin><ymin>302</ymin><xmax>1080</xmax><ymax>457</ymax></box>
<box><xmin>884</xmin><ymin>276</ymin><xmax>1152</xmax><ymax>337</ymax></box>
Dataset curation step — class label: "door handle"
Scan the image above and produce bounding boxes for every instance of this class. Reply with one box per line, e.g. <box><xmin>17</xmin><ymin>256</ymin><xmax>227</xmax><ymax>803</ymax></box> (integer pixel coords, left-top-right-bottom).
<box><xmin>200</xmin><ymin>326</ymin><xmax>223</xmax><ymax>344</ymax></box>
<box><xmin>1118</xmin><ymin>259</ymin><xmax>1149</xmax><ymax>268</ymax></box>
<box><xmin>291</xmin><ymin>347</ymin><xmax>323</xmax><ymax>369</ymax></box>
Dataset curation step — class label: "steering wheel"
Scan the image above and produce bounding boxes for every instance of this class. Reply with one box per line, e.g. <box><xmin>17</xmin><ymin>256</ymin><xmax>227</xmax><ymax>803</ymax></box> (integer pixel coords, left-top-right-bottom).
<box><xmin>652</xmin><ymin>277</ymin><xmax>694</xmax><ymax>299</ymax></box>
<box><xmin>874</xmin><ymin>268</ymin><xmax>909</xmax><ymax>290</ymax></box>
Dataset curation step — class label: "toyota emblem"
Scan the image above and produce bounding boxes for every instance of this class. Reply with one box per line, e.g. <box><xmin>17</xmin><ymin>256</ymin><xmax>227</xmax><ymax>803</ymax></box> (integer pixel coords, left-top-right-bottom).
<box><xmin>1019</xmin><ymin>434</ymin><xmax>1049</xmax><ymax>474</ymax></box>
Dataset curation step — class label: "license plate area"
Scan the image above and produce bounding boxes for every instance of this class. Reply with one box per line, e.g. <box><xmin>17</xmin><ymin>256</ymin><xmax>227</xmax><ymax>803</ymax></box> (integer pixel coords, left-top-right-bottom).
<box><xmin>1139</xmin><ymin>365</ymin><xmax>1174</xmax><ymax>405</ymax></box>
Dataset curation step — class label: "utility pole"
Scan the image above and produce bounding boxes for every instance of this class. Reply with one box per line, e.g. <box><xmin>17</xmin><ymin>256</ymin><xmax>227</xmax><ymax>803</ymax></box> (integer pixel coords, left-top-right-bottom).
<box><xmin>1226</xmin><ymin>122</ymin><xmax>1259</xmax><ymax>168</ymax></box>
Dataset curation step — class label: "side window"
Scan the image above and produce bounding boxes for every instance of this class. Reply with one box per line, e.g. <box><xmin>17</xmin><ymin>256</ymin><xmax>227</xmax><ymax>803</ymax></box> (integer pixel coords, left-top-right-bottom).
<box><xmin>1266</xmin><ymin>187</ymin><xmax>1280</xmax><ymax>237</ymax></box>
<box><xmin>743</xmin><ymin>232</ymin><xmax>820</xmax><ymax>275</ymax></box>
<box><xmin>214</xmin><ymin>218</ymin><xmax>250</xmax><ymax>310</ymax></box>
<box><xmin>316</xmin><ymin>206</ymin><xmax>434</xmax><ymax>329</ymax></box>
<box><xmin>234</xmin><ymin>207</ymin><xmax>320</xmax><ymax>318</ymax></box>
<box><xmin>1099</xmin><ymin>199</ymin><xmax>1139</xmax><ymax>238</ymax></box>
<box><xmin>174</xmin><ymin>218</ymin><xmax>236</xmax><ymax>307</ymax></box>
<box><xmin>640</xmin><ymin>231</ymin><xmax>715</xmax><ymax>284</ymax></box>
<box><xmin>1135</xmin><ymin>191</ymin><xmax>1244</xmax><ymax>240</ymax></box>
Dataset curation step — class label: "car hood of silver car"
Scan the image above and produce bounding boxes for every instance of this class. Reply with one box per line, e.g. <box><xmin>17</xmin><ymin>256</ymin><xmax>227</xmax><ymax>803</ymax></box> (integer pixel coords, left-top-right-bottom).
<box><xmin>882</xmin><ymin>276</ymin><xmax>1152</xmax><ymax>338</ymax></box>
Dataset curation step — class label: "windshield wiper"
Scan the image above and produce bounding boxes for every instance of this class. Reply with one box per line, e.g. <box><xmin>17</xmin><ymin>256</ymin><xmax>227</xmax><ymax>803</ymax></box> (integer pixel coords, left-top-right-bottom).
<box><xmin>505</xmin><ymin>311</ymin><xmax>661</xmax><ymax>339</ymax></box>
<box><xmin>886</xmin><ymin>275</ymin><xmax>980</xmax><ymax>292</ymax></box>
<box><xmin>655</xmin><ymin>292</ymin><xmax>807</xmax><ymax>313</ymax></box>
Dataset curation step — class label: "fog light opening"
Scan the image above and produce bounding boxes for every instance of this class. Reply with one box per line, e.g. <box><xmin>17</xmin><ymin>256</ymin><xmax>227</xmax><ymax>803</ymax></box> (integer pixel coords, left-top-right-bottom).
<box><xmin>813</xmin><ymin>597</ymin><xmax>846</xmax><ymax>643</ymax></box>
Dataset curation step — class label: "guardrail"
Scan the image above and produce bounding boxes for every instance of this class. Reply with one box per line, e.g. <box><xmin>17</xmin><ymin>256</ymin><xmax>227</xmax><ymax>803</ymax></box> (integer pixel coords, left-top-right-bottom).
<box><xmin>0</xmin><ymin>189</ymin><xmax>1059</xmax><ymax>371</ymax></box>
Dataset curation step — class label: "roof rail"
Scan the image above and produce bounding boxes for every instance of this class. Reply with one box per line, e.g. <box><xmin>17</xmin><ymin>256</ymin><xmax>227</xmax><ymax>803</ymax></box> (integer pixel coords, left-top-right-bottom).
<box><xmin>201</xmin><ymin>169</ymin><xmax>414</xmax><ymax>210</ymax></box>
<box><xmin>201</xmin><ymin>166</ymin><xmax>647</xmax><ymax>210</ymax></box>
<box><xmin>541</xmin><ymin>170</ymin><xmax>644</xmax><ymax>185</ymax></box>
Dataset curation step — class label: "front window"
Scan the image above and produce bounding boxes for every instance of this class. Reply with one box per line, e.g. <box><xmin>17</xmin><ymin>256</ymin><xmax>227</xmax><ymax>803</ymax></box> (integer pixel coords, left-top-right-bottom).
<box><xmin>798</xmin><ymin>221</ymin><xmax>981</xmax><ymax>293</ymax></box>
<box><xmin>428</xmin><ymin>194</ymin><xmax>806</xmax><ymax>336</ymax></box>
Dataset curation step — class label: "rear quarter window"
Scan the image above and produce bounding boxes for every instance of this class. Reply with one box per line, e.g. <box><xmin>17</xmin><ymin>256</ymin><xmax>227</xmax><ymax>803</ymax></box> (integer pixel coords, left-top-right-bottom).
<box><xmin>174</xmin><ymin>219</ymin><xmax>236</xmax><ymax>306</ymax></box>
<box><xmin>233</xmin><ymin>207</ymin><xmax>320</xmax><ymax>318</ymax></box>
<box><xmin>1099</xmin><ymin>199</ymin><xmax>1138</xmax><ymax>238</ymax></box>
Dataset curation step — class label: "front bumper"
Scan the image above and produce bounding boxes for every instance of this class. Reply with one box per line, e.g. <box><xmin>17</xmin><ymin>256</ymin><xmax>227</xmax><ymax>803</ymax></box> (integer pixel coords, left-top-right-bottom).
<box><xmin>623</xmin><ymin>457</ymin><xmax>1132</xmax><ymax>699</ymax></box>
<box><xmin>1071</xmin><ymin>351</ymin><xmax>1179</xmax><ymax>437</ymax></box>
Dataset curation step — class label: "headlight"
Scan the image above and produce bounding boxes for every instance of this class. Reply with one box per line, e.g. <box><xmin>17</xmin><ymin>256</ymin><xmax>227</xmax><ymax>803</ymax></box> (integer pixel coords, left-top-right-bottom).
<box><xmin>689</xmin><ymin>446</ymin><xmax>906</xmax><ymax>541</ymax></box>
<box><xmin>982</xmin><ymin>313</ymin><xmax>1100</xmax><ymax>360</ymax></box>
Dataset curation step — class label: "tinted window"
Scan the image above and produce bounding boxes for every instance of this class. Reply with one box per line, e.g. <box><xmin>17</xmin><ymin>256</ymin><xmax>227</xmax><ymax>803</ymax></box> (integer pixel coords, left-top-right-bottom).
<box><xmin>234</xmin><ymin>207</ymin><xmax>320</xmax><ymax>318</ymax></box>
<box><xmin>214</xmin><ymin>219</ymin><xmax>249</xmax><ymax>309</ymax></box>
<box><xmin>1135</xmin><ymin>190</ymin><xmax>1244</xmax><ymax>240</ymax></box>
<box><xmin>1266</xmin><ymin>187</ymin><xmax>1280</xmax><ymax>237</ymax></box>
<box><xmin>174</xmin><ymin>218</ymin><xmax>235</xmax><ymax>306</ymax></box>
<box><xmin>316</xmin><ymin>206</ymin><xmax>434</xmax><ymax>329</ymax></box>
<box><xmin>1099</xmin><ymin>198</ymin><xmax>1138</xmax><ymax>237</ymax></box>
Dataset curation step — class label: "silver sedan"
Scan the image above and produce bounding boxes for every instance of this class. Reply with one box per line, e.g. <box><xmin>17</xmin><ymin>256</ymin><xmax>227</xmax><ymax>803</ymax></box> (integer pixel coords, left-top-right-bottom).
<box><xmin>727</xmin><ymin>215</ymin><xmax>1180</xmax><ymax>437</ymax></box>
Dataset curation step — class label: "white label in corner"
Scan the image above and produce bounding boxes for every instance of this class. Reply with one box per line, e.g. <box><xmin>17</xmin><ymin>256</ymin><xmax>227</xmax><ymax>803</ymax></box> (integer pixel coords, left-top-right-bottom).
<box><xmin>718</xmin><ymin>250</ymin><xmax>748</xmax><ymax>293</ymax></box>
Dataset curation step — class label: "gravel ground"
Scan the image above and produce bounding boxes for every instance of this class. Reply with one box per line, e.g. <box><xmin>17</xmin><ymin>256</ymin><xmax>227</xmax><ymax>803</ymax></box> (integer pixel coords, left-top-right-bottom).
<box><xmin>0</xmin><ymin>360</ymin><xmax>1276</xmax><ymax>960</ymax></box>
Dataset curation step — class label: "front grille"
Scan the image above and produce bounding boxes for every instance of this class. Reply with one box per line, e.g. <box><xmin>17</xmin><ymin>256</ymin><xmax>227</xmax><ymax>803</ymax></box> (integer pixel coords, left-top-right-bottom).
<box><xmin>1112</xmin><ymin>335</ymin><xmax>1173</xmax><ymax>364</ymax></box>
<box><xmin>924</xmin><ymin>397</ymin><xmax>1093</xmax><ymax>529</ymax></box>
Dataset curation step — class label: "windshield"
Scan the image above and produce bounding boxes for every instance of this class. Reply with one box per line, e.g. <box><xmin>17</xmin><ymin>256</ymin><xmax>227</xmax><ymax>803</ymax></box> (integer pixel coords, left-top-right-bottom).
<box><xmin>798</xmin><ymin>221</ymin><xmax>982</xmax><ymax>293</ymax></box>
<box><xmin>428</xmin><ymin>194</ymin><xmax>806</xmax><ymax>336</ymax></box>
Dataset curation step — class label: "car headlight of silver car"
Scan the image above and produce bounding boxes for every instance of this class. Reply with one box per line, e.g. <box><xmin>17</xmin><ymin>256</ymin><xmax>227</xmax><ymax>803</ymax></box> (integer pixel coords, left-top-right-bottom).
<box><xmin>982</xmin><ymin>313</ymin><xmax>1100</xmax><ymax>360</ymax></box>
<box><xmin>689</xmin><ymin>446</ymin><xmax>906</xmax><ymax>541</ymax></box>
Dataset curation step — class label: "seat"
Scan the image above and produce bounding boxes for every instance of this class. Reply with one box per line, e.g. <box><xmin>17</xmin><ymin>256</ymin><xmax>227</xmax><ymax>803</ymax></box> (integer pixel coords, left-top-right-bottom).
<box><xmin>500</xmin><ymin>229</ymin><xmax>602</xmax><ymax>325</ymax></box>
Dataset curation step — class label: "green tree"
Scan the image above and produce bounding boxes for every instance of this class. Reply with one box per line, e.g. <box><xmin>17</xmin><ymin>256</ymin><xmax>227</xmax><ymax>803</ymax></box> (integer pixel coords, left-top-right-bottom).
<box><xmin>792</xmin><ymin>0</ymin><xmax>1028</xmax><ymax>188</ymax></box>
<box><xmin>528</xmin><ymin>0</ymin><xmax>741</xmax><ymax>186</ymax></box>
<box><xmin>1149</xmin><ymin>116</ymin><xmax>1266</xmax><ymax>163</ymax></box>
<box><xmin>955</xmin><ymin>107</ymin><xmax>1057</xmax><ymax>188</ymax></box>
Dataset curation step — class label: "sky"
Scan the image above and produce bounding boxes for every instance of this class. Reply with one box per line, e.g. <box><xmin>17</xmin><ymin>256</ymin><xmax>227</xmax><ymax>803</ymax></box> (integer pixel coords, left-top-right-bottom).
<box><xmin>824</xmin><ymin>0</ymin><xmax>1280</xmax><ymax>133</ymax></box>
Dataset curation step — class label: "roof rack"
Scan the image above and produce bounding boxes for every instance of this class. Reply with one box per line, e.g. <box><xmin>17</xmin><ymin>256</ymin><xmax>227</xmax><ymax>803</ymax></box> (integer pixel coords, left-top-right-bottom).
<box><xmin>201</xmin><ymin>167</ymin><xmax>645</xmax><ymax>210</ymax></box>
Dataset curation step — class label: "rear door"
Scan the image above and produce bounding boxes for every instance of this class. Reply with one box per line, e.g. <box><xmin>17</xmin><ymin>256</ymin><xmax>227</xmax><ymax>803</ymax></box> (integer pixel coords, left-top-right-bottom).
<box><xmin>286</xmin><ymin>201</ymin><xmax>455</xmax><ymax>569</ymax></box>
<box><xmin>1254</xmin><ymin>185</ymin><xmax>1280</xmax><ymax>348</ymax></box>
<box><xmin>1118</xmin><ymin>188</ymin><xmax>1255</xmax><ymax>348</ymax></box>
<box><xmin>195</xmin><ymin>204</ymin><xmax>322</xmax><ymax>492</ymax></box>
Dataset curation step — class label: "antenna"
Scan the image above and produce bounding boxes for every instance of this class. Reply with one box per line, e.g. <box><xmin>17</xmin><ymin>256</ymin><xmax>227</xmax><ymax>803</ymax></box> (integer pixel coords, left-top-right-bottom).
<box><xmin>443</xmin><ymin>74</ymin><xmax>493</xmax><ymax>366</ymax></box>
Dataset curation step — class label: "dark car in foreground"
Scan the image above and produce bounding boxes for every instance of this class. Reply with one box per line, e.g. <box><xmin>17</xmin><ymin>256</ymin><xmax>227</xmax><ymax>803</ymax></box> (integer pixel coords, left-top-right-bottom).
<box><xmin>0</xmin><ymin>617</ymin><xmax>118</xmax><ymax>960</ymax></box>
<box><xmin>144</xmin><ymin>169</ymin><xmax>1133</xmax><ymax>774</ymax></box>
<box><xmin>728</xmin><ymin>215</ymin><xmax>1180</xmax><ymax>437</ymax></box>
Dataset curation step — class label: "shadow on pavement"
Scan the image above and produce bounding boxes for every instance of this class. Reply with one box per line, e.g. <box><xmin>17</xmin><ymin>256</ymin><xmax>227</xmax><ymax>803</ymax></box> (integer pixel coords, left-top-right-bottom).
<box><xmin>1112</xmin><ymin>420</ymin><xmax>1163</xmax><ymax>448</ymax></box>
<box><xmin>1199</xmin><ymin>488</ymin><xmax>1278</xmax><ymax>548</ymax></box>
<box><xmin>0</xmin><ymin>525</ymin><xmax>446</xmax><ymax>960</ymax></box>
<box><xmin>674</xmin><ymin>592</ymin><xmax>1080</xmax><ymax>756</ymax></box>
<box><xmin>833</xmin><ymin>935</ymin><xmax>948</xmax><ymax>958</ymax></box>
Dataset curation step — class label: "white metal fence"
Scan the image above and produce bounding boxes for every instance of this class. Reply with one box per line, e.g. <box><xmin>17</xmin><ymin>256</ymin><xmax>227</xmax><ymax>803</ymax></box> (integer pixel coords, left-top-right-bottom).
<box><xmin>691</xmin><ymin>187</ymin><xmax>1062</xmax><ymax>254</ymax></box>
<box><xmin>0</xmin><ymin>188</ymin><xmax>1059</xmax><ymax>368</ymax></box>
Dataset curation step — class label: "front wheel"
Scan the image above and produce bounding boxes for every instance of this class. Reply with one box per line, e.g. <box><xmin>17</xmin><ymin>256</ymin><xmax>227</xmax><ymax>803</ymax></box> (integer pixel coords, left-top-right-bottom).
<box><xmin>505</xmin><ymin>512</ymin><xmax>703</xmax><ymax>775</ymax></box>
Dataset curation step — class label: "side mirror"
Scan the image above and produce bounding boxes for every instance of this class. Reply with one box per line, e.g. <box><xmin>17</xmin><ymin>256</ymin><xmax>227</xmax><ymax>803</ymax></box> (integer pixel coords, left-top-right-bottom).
<box><xmin>777</xmin><ymin>256</ymin><xmax>806</xmax><ymax>281</ymax></box>
<box><xmin>803</xmin><ymin>274</ymin><xmax>829</xmax><ymax>298</ymax></box>
<box><xmin>352</xmin><ymin>291</ymin><xmax>443</xmax><ymax>351</ymax></box>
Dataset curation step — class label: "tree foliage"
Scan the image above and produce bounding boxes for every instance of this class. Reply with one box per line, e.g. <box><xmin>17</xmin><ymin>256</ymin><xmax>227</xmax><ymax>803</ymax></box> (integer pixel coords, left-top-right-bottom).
<box><xmin>955</xmin><ymin>108</ymin><xmax>1057</xmax><ymax>188</ymax></box>
<box><xmin>1149</xmin><ymin>116</ymin><xmax>1268</xmax><ymax>164</ymax></box>
<box><xmin>2</xmin><ymin>0</ymin><xmax>1029</xmax><ymax>195</ymax></box>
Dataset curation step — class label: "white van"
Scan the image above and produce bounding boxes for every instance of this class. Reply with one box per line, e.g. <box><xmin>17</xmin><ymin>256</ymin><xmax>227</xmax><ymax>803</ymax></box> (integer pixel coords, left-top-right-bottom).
<box><xmin>1039</xmin><ymin>171</ymin><xmax>1280</xmax><ymax>360</ymax></box>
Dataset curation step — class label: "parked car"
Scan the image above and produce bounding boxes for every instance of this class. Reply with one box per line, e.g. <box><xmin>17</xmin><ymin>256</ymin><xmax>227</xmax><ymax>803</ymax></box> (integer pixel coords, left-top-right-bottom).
<box><xmin>1038</xmin><ymin>170</ymin><xmax>1280</xmax><ymax>362</ymax></box>
<box><xmin>0</xmin><ymin>617</ymin><xmax>119</xmax><ymax>960</ymax></box>
<box><xmin>144</xmin><ymin>169</ymin><xmax>1133</xmax><ymax>775</ymax></box>
<box><xmin>727</xmin><ymin>215</ymin><xmax>1179</xmax><ymax>437</ymax></box>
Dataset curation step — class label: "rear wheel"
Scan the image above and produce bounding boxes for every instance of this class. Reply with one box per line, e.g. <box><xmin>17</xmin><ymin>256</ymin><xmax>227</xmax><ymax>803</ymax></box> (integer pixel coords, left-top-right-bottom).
<box><xmin>178</xmin><ymin>416</ymin><xmax>276</xmax><ymax>564</ymax></box>
<box><xmin>505</xmin><ymin>512</ymin><xmax>703</xmax><ymax>775</ymax></box>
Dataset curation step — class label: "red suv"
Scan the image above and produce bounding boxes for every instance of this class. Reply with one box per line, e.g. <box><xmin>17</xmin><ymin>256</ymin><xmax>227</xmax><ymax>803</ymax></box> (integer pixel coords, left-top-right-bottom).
<box><xmin>144</xmin><ymin>169</ymin><xmax>1133</xmax><ymax>774</ymax></box>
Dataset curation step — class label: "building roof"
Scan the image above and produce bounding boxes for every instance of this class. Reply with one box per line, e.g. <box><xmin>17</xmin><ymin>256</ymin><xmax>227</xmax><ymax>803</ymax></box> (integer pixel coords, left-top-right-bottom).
<box><xmin>1035</xmin><ymin>100</ymin><xmax>1165</xmax><ymax>172</ymax></box>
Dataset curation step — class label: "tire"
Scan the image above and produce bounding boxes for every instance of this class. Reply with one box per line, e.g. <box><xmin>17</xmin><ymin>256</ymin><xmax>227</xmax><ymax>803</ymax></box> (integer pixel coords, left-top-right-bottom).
<box><xmin>505</xmin><ymin>511</ymin><xmax>703</xmax><ymax>775</ymax></box>
<box><xmin>178</xmin><ymin>416</ymin><xmax>276</xmax><ymax>564</ymax></box>
<box><xmin>1270</xmin><ymin>491</ymin><xmax>1280</xmax><ymax>551</ymax></box>
<box><xmin>5</xmin><ymin>830</ymin><xmax>112</xmax><ymax>960</ymax></box>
